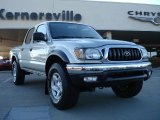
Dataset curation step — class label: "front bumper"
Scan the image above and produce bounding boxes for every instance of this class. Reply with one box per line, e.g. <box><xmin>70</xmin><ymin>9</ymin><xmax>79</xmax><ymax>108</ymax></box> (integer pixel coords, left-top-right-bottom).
<box><xmin>66</xmin><ymin>62</ymin><xmax>152</xmax><ymax>86</ymax></box>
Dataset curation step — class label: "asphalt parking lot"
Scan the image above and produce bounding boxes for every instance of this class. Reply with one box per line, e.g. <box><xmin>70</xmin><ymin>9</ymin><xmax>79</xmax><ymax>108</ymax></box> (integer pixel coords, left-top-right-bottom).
<box><xmin>0</xmin><ymin>69</ymin><xmax>160</xmax><ymax>120</ymax></box>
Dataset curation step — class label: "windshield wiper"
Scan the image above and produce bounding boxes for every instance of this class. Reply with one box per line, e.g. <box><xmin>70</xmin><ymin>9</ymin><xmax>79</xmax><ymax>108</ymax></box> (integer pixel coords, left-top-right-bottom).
<box><xmin>81</xmin><ymin>37</ymin><xmax>96</xmax><ymax>39</ymax></box>
<box><xmin>53</xmin><ymin>36</ymin><xmax>76</xmax><ymax>39</ymax></box>
<box><xmin>53</xmin><ymin>36</ymin><xmax>97</xmax><ymax>39</ymax></box>
<box><xmin>71</xmin><ymin>36</ymin><xmax>97</xmax><ymax>39</ymax></box>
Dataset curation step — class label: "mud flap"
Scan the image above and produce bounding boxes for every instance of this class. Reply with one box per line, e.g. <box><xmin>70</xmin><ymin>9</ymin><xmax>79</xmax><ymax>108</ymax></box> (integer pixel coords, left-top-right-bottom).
<box><xmin>45</xmin><ymin>78</ymin><xmax>49</xmax><ymax>95</ymax></box>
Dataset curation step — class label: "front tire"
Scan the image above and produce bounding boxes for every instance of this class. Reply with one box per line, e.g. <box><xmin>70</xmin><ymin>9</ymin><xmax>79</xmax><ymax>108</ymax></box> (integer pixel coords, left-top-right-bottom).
<box><xmin>48</xmin><ymin>63</ymin><xmax>79</xmax><ymax>110</ymax></box>
<box><xmin>112</xmin><ymin>80</ymin><xmax>143</xmax><ymax>98</ymax></box>
<box><xmin>12</xmin><ymin>61</ymin><xmax>25</xmax><ymax>85</ymax></box>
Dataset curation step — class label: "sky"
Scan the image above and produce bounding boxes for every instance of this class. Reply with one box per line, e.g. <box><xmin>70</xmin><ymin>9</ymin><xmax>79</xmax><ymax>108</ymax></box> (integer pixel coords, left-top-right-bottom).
<box><xmin>88</xmin><ymin>0</ymin><xmax>160</xmax><ymax>5</ymax></box>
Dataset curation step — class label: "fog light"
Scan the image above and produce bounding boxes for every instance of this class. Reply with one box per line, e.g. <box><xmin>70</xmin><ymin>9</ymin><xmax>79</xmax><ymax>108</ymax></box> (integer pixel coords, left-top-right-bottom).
<box><xmin>84</xmin><ymin>77</ymin><xmax>97</xmax><ymax>82</ymax></box>
<box><xmin>148</xmin><ymin>70</ymin><xmax>152</xmax><ymax>77</ymax></box>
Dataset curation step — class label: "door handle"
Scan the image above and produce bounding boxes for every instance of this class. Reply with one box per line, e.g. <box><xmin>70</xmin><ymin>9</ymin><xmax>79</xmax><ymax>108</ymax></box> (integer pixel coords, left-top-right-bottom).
<box><xmin>30</xmin><ymin>48</ymin><xmax>32</xmax><ymax>51</ymax></box>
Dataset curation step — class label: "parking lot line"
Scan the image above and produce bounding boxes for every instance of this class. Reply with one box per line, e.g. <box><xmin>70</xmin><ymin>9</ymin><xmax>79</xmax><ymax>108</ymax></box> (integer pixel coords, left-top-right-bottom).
<box><xmin>3</xmin><ymin>77</ymin><xmax>12</xmax><ymax>83</ymax></box>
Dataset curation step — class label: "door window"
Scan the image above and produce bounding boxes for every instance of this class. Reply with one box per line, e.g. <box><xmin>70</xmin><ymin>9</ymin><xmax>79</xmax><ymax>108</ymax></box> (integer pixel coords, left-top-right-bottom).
<box><xmin>36</xmin><ymin>24</ymin><xmax>47</xmax><ymax>35</ymax></box>
<box><xmin>25</xmin><ymin>28</ymin><xmax>34</xmax><ymax>44</ymax></box>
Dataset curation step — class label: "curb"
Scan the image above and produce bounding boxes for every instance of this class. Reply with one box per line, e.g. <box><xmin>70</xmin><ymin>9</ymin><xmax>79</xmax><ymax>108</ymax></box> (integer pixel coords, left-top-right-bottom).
<box><xmin>152</xmin><ymin>67</ymin><xmax>160</xmax><ymax>70</ymax></box>
<box><xmin>0</xmin><ymin>70</ymin><xmax>12</xmax><ymax>73</ymax></box>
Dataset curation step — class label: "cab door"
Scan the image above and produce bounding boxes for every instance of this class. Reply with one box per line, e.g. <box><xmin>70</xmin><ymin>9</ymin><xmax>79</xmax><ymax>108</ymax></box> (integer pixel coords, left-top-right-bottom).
<box><xmin>20</xmin><ymin>28</ymin><xmax>34</xmax><ymax>69</ymax></box>
<box><xmin>29</xmin><ymin>24</ymin><xmax>49</xmax><ymax>72</ymax></box>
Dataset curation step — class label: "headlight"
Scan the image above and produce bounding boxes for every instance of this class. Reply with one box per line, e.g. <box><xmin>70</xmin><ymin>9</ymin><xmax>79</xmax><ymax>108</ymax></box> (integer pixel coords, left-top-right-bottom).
<box><xmin>74</xmin><ymin>48</ymin><xmax>84</xmax><ymax>59</ymax></box>
<box><xmin>75</xmin><ymin>48</ymin><xmax>102</xmax><ymax>60</ymax></box>
<box><xmin>85</xmin><ymin>49</ymin><xmax>101</xmax><ymax>59</ymax></box>
<box><xmin>141</xmin><ymin>48</ymin><xmax>148</xmax><ymax>59</ymax></box>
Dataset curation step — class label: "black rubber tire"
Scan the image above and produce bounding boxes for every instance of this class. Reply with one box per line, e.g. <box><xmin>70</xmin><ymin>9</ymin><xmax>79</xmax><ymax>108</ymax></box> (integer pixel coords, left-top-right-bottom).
<box><xmin>47</xmin><ymin>63</ymin><xmax>79</xmax><ymax>110</ymax></box>
<box><xmin>12</xmin><ymin>61</ymin><xmax>25</xmax><ymax>85</ymax></box>
<box><xmin>112</xmin><ymin>80</ymin><xmax>143</xmax><ymax>98</ymax></box>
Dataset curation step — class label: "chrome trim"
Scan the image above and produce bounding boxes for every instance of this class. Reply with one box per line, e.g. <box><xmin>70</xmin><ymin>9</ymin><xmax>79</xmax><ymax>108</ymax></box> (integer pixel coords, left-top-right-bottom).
<box><xmin>96</xmin><ymin>45</ymin><xmax>143</xmax><ymax>62</ymax></box>
<box><xmin>104</xmin><ymin>46</ymin><xmax>142</xmax><ymax>62</ymax></box>
<box><xmin>66</xmin><ymin>62</ymin><xmax>151</xmax><ymax>73</ymax></box>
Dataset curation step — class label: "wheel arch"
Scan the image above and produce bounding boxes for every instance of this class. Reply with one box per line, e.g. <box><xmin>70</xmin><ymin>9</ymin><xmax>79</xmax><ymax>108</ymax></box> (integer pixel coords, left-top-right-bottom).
<box><xmin>45</xmin><ymin>50</ymin><xmax>70</xmax><ymax>76</ymax></box>
<box><xmin>11</xmin><ymin>54</ymin><xmax>19</xmax><ymax>63</ymax></box>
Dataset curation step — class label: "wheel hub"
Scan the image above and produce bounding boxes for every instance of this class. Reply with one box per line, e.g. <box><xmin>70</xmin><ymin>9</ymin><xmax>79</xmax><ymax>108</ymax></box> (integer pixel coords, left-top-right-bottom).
<box><xmin>51</xmin><ymin>72</ymin><xmax>63</xmax><ymax>103</ymax></box>
<box><xmin>12</xmin><ymin>63</ymin><xmax>17</xmax><ymax>82</ymax></box>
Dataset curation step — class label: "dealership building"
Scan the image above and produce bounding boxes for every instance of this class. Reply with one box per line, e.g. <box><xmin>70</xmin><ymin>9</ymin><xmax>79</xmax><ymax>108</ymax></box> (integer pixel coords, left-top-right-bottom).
<box><xmin>0</xmin><ymin>0</ymin><xmax>160</xmax><ymax>59</ymax></box>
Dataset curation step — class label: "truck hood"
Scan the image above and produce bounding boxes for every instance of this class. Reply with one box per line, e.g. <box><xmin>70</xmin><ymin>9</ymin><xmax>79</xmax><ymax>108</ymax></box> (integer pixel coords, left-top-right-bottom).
<box><xmin>53</xmin><ymin>39</ymin><xmax>137</xmax><ymax>48</ymax></box>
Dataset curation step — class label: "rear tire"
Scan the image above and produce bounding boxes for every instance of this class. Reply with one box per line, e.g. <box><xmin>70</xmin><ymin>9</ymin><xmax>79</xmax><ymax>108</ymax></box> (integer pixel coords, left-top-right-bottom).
<box><xmin>12</xmin><ymin>61</ymin><xmax>25</xmax><ymax>85</ymax></box>
<box><xmin>48</xmin><ymin>63</ymin><xmax>79</xmax><ymax>110</ymax></box>
<box><xmin>112</xmin><ymin>80</ymin><xmax>143</xmax><ymax>98</ymax></box>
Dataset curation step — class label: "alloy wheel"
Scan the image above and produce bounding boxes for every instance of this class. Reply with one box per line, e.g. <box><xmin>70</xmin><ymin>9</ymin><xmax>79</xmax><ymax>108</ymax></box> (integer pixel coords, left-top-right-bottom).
<box><xmin>51</xmin><ymin>72</ymin><xmax>63</xmax><ymax>103</ymax></box>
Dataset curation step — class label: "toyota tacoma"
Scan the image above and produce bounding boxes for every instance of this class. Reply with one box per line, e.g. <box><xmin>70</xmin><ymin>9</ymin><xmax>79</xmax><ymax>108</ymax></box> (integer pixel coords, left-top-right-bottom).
<box><xmin>10</xmin><ymin>21</ymin><xmax>152</xmax><ymax>110</ymax></box>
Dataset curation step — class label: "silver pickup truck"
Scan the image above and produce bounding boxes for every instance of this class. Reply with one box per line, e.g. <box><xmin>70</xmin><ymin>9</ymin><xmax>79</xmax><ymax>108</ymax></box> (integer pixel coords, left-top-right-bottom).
<box><xmin>10</xmin><ymin>21</ymin><xmax>152</xmax><ymax>110</ymax></box>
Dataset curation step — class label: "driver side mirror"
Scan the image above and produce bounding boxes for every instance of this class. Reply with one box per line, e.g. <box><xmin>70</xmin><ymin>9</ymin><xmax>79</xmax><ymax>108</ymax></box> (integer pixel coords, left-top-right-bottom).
<box><xmin>33</xmin><ymin>32</ymin><xmax>47</xmax><ymax>42</ymax></box>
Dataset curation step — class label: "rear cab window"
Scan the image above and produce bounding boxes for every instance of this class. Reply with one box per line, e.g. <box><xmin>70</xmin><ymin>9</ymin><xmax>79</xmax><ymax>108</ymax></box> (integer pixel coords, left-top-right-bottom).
<box><xmin>24</xmin><ymin>28</ymin><xmax>34</xmax><ymax>44</ymax></box>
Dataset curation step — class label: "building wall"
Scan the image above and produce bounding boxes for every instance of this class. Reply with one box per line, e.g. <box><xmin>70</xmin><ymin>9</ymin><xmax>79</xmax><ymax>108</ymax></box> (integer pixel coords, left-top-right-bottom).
<box><xmin>0</xmin><ymin>0</ymin><xmax>160</xmax><ymax>31</ymax></box>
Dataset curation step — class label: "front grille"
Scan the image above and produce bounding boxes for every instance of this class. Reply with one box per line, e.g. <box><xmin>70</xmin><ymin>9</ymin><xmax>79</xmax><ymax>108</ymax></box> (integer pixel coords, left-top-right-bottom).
<box><xmin>108</xmin><ymin>48</ymin><xmax>141</xmax><ymax>61</ymax></box>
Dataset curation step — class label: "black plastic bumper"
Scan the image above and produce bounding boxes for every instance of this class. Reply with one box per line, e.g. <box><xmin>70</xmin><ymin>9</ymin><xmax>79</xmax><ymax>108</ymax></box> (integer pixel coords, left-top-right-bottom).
<box><xmin>66</xmin><ymin>62</ymin><xmax>152</xmax><ymax>87</ymax></box>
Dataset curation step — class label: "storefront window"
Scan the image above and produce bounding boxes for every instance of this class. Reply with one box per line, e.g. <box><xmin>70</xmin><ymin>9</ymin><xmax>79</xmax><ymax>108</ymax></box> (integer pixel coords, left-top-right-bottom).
<box><xmin>148</xmin><ymin>48</ymin><xmax>160</xmax><ymax>68</ymax></box>
<box><xmin>0</xmin><ymin>29</ymin><xmax>27</xmax><ymax>70</ymax></box>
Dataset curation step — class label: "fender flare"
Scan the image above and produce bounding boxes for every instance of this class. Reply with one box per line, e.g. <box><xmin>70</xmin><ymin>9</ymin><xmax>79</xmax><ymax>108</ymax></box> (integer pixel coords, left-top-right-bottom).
<box><xmin>47</xmin><ymin>50</ymin><xmax>70</xmax><ymax>63</ymax></box>
<box><xmin>45</xmin><ymin>50</ymin><xmax>70</xmax><ymax>95</ymax></box>
<box><xmin>11</xmin><ymin>53</ymin><xmax>19</xmax><ymax>63</ymax></box>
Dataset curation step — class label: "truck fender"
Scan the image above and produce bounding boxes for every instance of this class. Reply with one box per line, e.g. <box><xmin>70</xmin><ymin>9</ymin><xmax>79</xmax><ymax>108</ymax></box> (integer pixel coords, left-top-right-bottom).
<box><xmin>45</xmin><ymin>50</ymin><xmax>70</xmax><ymax>95</ymax></box>
<box><xmin>11</xmin><ymin>53</ymin><xmax>19</xmax><ymax>64</ymax></box>
<box><xmin>48</xmin><ymin>50</ymin><xmax>70</xmax><ymax>63</ymax></box>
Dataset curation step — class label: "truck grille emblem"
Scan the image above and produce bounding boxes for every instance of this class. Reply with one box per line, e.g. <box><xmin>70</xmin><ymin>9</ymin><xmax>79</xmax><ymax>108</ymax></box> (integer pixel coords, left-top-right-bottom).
<box><xmin>124</xmin><ymin>51</ymin><xmax>131</xmax><ymax>57</ymax></box>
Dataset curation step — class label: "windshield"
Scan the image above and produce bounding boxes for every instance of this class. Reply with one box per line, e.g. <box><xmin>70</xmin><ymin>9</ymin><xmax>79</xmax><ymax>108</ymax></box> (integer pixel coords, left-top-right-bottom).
<box><xmin>49</xmin><ymin>22</ymin><xmax>103</xmax><ymax>39</ymax></box>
